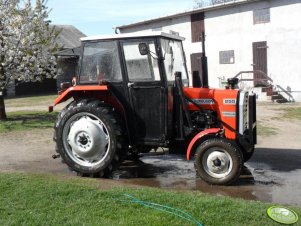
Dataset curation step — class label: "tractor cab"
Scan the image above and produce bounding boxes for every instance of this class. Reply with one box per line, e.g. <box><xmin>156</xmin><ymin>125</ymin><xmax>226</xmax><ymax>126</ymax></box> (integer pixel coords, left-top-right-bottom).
<box><xmin>52</xmin><ymin>32</ymin><xmax>257</xmax><ymax>185</ymax></box>
<box><xmin>77</xmin><ymin>32</ymin><xmax>189</xmax><ymax>146</ymax></box>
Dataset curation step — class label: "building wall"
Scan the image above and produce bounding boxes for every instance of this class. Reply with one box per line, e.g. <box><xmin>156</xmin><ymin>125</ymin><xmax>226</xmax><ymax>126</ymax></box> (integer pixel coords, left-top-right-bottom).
<box><xmin>120</xmin><ymin>0</ymin><xmax>301</xmax><ymax>101</ymax></box>
<box><xmin>205</xmin><ymin>0</ymin><xmax>301</xmax><ymax>101</ymax></box>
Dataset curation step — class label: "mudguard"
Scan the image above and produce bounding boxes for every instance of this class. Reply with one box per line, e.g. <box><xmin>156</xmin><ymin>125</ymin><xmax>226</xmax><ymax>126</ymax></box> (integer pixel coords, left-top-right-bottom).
<box><xmin>49</xmin><ymin>85</ymin><xmax>108</xmax><ymax>112</ymax></box>
<box><xmin>186</xmin><ymin>128</ymin><xmax>221</xmax><ymax>160</ymax></box>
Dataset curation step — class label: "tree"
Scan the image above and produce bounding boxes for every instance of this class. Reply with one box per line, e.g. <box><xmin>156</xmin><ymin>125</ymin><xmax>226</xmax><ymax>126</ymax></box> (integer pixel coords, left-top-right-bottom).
<box><xmin>0</xmin><ymin>0</ymin><xmax>60</xmax><ymax>120</ymax></box>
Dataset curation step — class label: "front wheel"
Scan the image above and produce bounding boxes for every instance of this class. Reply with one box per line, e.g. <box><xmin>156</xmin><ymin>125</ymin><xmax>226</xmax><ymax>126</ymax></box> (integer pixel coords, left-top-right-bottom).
<box><xmin>194</xmin><ymin>138</ymin><xmax>243</xmax><ymax>185</ymax></box>
<box><xmin>243</xmin><ymin>147</ymin><xmax>255</xmax><ymax>162</ymax></box>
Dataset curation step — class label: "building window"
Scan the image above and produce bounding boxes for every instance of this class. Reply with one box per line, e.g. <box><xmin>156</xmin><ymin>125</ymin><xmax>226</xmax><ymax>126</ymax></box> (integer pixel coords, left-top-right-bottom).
<box><xmin>253</xmin><ymin>8</ymin><xmax>270</xmax><ymax>24</ymax></box>
<box><xmin>219</xmin><ymin>50</ymin><xmax>235</xmax><ymax>64</ymax></box>
<box><xmin>191</xmin><ymin>12</ymin><xmax>204</xmax><ymax>43</ymax></box>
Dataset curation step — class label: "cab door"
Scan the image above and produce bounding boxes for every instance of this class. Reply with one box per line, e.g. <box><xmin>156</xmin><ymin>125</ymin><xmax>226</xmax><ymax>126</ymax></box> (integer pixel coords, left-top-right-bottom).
<box><xmin>121</xmin><ymin>40</ymin><xmax>166</xmax><ymax>144</ymax></box>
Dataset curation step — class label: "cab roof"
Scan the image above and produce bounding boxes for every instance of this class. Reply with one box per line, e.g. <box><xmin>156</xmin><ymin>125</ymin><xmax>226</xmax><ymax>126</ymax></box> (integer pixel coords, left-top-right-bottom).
<box><xmin>80</xmin><ymin>31</ymin><xmax>185</xmax><ymax>42</ymax></box>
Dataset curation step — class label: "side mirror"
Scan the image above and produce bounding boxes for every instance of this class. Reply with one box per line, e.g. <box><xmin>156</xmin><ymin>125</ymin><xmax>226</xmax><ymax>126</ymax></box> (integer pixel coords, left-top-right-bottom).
<box><xmin>138</xmin><ymin>43</ymin><xmax>149</xmax><ymax>55</ymax></box>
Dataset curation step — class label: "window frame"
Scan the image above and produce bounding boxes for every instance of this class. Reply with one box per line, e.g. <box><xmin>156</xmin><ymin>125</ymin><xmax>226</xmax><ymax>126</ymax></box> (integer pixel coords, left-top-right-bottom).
<box><xmin>253</xmin><ymin>8</ymin><xmax>270</xmax><ymax>24</ymax></box>
<box><xmin>219</xmin><ymin>50</ymin><xmax>235</xmax><ymax>64</ymax></box>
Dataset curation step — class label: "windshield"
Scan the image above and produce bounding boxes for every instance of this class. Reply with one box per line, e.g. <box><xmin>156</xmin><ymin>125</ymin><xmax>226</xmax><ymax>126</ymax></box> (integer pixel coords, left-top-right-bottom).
<box><xmin>79</xmin><ymin>41</ymin><xmax>122</xmax><ymax>84</ymax></box>
<box><xmin>161</xmin><ymin>38</ymin><xmax>188</xmax><ymax>82</ymax></box>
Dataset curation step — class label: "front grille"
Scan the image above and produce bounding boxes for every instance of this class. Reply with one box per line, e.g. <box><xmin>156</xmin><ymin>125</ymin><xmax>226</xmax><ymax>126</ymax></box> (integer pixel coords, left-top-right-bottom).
<box><xmin>238</xmin><ymin>91</ymin><xmax>249</xmax><ymax>135</ymax></box>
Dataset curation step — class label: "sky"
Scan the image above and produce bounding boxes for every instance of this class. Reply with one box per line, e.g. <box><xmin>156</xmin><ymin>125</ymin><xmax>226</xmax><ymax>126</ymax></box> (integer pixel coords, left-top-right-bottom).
<box><xmin>43</xmin><ymin>0</ymin><xmax>196</xmax><ymax>36</ymax></box>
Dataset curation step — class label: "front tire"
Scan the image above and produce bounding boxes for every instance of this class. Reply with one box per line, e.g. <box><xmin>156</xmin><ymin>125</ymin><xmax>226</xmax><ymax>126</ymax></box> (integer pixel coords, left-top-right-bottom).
<box><xmin>243</xmin><ymin>147</ymin><xmax>255</xmax><ymax>162</ymax></box>
<box><xmin>194</xmin><ymin>138</ymin><xmax>243</xmax><ymax>185</ymax></box>
<box><xmin>55</xmin><ymin>99</ymin><xmax>125</xmax><ymax>177</ymax></box>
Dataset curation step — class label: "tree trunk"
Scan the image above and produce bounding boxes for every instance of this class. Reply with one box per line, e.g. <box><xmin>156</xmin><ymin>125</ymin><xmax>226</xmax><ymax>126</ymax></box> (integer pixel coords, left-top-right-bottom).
<box><xmin>0</xmin><ymin>92</ymin><xmax>7</xmax><ymax>120</ymax></box>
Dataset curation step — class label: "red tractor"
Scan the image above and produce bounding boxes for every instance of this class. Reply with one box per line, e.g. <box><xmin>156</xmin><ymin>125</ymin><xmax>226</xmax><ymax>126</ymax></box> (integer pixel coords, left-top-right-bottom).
<box><xmin>50</xmin><ymin>32</ymin><xmax>256</xmax><ymax>185</ymax></box>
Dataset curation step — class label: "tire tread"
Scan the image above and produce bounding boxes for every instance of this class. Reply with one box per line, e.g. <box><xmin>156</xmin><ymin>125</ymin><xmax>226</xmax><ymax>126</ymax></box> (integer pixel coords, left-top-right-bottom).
<box><xmin>54</xmin><ymin>99</ymin><xmax>127</xmax><ymax>177</ymax></box>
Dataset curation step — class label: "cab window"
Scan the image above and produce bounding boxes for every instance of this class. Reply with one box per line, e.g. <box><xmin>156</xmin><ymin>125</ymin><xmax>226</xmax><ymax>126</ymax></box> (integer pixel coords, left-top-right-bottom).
<box><xmin>79</xmin><ymin>41</ymin><xmax>122</xmax><ymax>83</ymax></box>
<box><xmin>123</xmin><ymin>41</ymin><xmax>160</xmax><ymax>82</ymax></box>
<box><xmin>161</xmin><ymin>38</ymin><xmax>188</xmax><ymax>82</ymax></box>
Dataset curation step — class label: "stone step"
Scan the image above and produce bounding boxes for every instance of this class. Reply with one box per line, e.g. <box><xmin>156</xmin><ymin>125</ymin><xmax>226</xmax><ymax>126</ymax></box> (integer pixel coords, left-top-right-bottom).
<box><xmin>271</xmin><ymin>95</ymin><xmax>283</xmax><ymax>100</ymax></box>
<box><xmin>276</xmin><ymin>99</ymin><xmax>289</xmax><ymax>103</ymax></box>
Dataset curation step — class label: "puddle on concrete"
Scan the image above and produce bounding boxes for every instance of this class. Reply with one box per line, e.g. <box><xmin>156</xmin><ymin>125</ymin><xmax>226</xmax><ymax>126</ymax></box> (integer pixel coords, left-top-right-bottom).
<box><xmin>111</xmin><ymin>154</ymin><xmax>270</xmax><ymax>202</ymax></box>
<box><xmin>265</xmin><ymin>169</ymin><xmax>301</xmax><ymax>207</ymax></box>
<box><xmin>110</xmin><ymin>153</ymin><xmax>301</xmax><ymax>207</ymax></box>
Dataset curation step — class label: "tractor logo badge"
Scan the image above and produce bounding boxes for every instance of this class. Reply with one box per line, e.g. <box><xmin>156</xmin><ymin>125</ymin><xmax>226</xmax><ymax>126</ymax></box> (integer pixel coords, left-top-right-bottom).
<box><xmin>223</xmin><ymin>99</ymin><xmax>236</xmax><ymax>105</ymax></box>
<box><xmin>191</xmin><ymin>99</ymin><xmax>214</xmax><ymax>105</ymax></box>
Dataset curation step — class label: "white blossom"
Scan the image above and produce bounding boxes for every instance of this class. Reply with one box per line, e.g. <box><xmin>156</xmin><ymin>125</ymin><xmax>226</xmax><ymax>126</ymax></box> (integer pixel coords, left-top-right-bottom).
<box><xmin>0</xmin><ymin>0</ymin><xmax>60</xmax><ymax>92</ymax></box>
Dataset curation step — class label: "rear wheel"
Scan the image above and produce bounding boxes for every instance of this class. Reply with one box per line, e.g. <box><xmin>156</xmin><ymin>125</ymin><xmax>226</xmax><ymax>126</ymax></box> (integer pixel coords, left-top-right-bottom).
<box><xmin>194</xmin><ymin>138</ymin><xmax>243</xmax><ymax>185</ymax></box>
<box><xmin>55</xmin><ymin>99</ymin><xmax>125</xmax><ymax>177</ymax></box>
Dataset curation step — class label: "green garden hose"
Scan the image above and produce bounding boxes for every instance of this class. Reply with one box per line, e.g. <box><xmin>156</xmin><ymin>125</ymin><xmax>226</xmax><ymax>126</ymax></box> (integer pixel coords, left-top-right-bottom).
<box><xmin>115</xmin><ymin>194</ymin><xmax>203</xmax><ymax>226</ymax></box>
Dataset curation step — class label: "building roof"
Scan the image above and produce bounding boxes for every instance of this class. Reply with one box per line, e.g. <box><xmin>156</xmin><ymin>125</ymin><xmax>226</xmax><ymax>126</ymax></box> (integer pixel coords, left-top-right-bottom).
<box><xmin>116</xmin><ymin>0</ymin><xmax>260</xmax><ymax>30</ymax></box>
<box><xmin>54</xmin><ymin>47</ymin><xmax>81</xmax><ymax>57</ymax></box>
<box><xmin>80</xmin><ymin>31</ymin><xmax>185</xmax><ymax>42</ymax></box>
<box><xmin>52</xmin><ymin>25</ymin><xmax>86</xmax><ymax>49</ymax></box>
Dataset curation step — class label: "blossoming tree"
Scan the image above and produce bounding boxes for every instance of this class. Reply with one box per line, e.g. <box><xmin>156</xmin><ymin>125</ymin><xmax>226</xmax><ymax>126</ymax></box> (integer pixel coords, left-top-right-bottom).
<box><xmin>0</xmin><ymin>0</ymin><xmax>60</xmax><ymax>120</ymax></box>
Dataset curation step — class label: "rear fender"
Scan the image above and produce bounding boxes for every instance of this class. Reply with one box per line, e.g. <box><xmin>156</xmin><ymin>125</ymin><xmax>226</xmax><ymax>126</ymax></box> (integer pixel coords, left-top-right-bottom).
<box><xmin>186</xmin><ymin>128</ymin><xmax>222</xmax><ymax>160</ymax></box>
<box><xmin>49</xmin><ymin>85</ymin><xmax>125</xmax><ymax>115</ymax></box>
<box><xmin>52</xmin><ymin>85</ymin><xmax>108</xmax><ymax>107</ymax></box>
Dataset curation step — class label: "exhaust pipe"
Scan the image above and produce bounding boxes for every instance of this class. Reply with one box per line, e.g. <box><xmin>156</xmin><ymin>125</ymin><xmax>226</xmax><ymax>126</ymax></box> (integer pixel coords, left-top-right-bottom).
<box><xmin>201</xmin><ymin>32</ymin><xmax>209</xmax><ymax>88</ymax></box>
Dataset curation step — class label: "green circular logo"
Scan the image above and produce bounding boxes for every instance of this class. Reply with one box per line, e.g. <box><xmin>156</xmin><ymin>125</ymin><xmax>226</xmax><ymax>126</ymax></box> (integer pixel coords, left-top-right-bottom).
<box><xmin>267</xmin><ymin>206</ymin><xmax>299</xmax><ymax>225</ymax></box>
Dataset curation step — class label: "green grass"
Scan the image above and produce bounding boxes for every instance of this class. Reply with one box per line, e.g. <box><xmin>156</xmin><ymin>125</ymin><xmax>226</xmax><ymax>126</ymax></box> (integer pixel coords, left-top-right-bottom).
<box><xmin>0</xmin><ymin>111</ymin><xmax>57</xmax><ymax>133</ymax></box>
<box><xmin>257</xmin><ymin>124</ymin><xmax>278</xmax><ymax>137</ymax></box>
<box><xmin>0</xmin><ymin>173</ymin><xmax>300</xmax><ymax>226</ymax></box>
<box><xmin>4</xmin><ymin>94</ymin><xmax>57</xmax><ymax>108</ymax></box>
<box><xmin>282</xmin><ymin>107</ymin><xmax>301</xmax><ymax>120</ymax></box>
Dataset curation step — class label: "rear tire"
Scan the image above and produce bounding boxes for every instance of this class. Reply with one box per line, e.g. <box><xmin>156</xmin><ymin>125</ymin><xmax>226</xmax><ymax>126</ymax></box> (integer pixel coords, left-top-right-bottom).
<box><xmin>194</xmin><ymin>138</ymin><xmax>243</xmax><ymax>185</ymax></box>
<box><xmin>54</xmin><ymin>99</ymin><xmax>125</xmax><ymax>177</ymax></box>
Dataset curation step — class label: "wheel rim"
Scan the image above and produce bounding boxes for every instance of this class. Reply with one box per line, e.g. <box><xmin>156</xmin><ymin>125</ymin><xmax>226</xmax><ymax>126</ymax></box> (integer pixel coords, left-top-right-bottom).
<box><xmin>62</xmin><ymin>112</ymin><xmax>111</xmax><ymax>167</ymax></box>
<box><xmin>202</xmin><ymin>147</ymin><xmax>233</xmax><ymax>179</ymax></box>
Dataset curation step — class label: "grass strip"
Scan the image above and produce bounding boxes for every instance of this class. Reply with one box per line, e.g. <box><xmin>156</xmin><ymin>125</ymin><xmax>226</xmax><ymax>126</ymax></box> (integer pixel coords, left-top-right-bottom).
<box><xmin>4</xmin><ymin>94</ymin><xmax>57</xmax><ymax>108</ymax></box>
<box><xmin>0</xmin><ymin>173</ymin><xmax>300</xmax><ymax>226</ymax></box>
<box><xmin>0</xmin><ymin>111</ymin><xmax>57</xmax><ymax>133</ymax></box>
<box><xmin>257</xmin><ymin>124</ymin><xmax>278</xmax><ymax>137</ymax></box>
<box><xmin>282</xmin><ymin>107</ymin><xmax>301</xmax><ymax>120</ymax></box>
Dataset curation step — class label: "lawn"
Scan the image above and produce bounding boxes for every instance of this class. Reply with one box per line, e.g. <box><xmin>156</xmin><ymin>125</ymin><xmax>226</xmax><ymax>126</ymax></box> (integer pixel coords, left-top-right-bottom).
<box><xmin>4</xmin><ymin>94</ymin><xmax>57</xmax><ymax>108</ymax></box>
<box><xmin>0</xmin><ymin>111</ymin><xmax>57</xmax><ymax>133</ymax></box>
<box><xmin>1</xmin><ymin>173</ymin><xmax>299</xmax><ymax>226</ymax></box>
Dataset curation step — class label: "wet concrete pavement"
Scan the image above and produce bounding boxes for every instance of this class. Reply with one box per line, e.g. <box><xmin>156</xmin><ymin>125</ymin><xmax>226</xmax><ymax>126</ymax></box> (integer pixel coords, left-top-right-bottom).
<box><xmin>111</xmin><ymin>147</ymin><xmax>301</xmax><ymax>207</ymax></box>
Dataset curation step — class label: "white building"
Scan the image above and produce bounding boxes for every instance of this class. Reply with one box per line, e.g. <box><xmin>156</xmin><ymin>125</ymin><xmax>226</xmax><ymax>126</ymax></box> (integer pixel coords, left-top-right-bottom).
<box><xmin>116</xmin><ymin>0</ymin><xmax>301</xmax><ymax>102</ymax></box>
